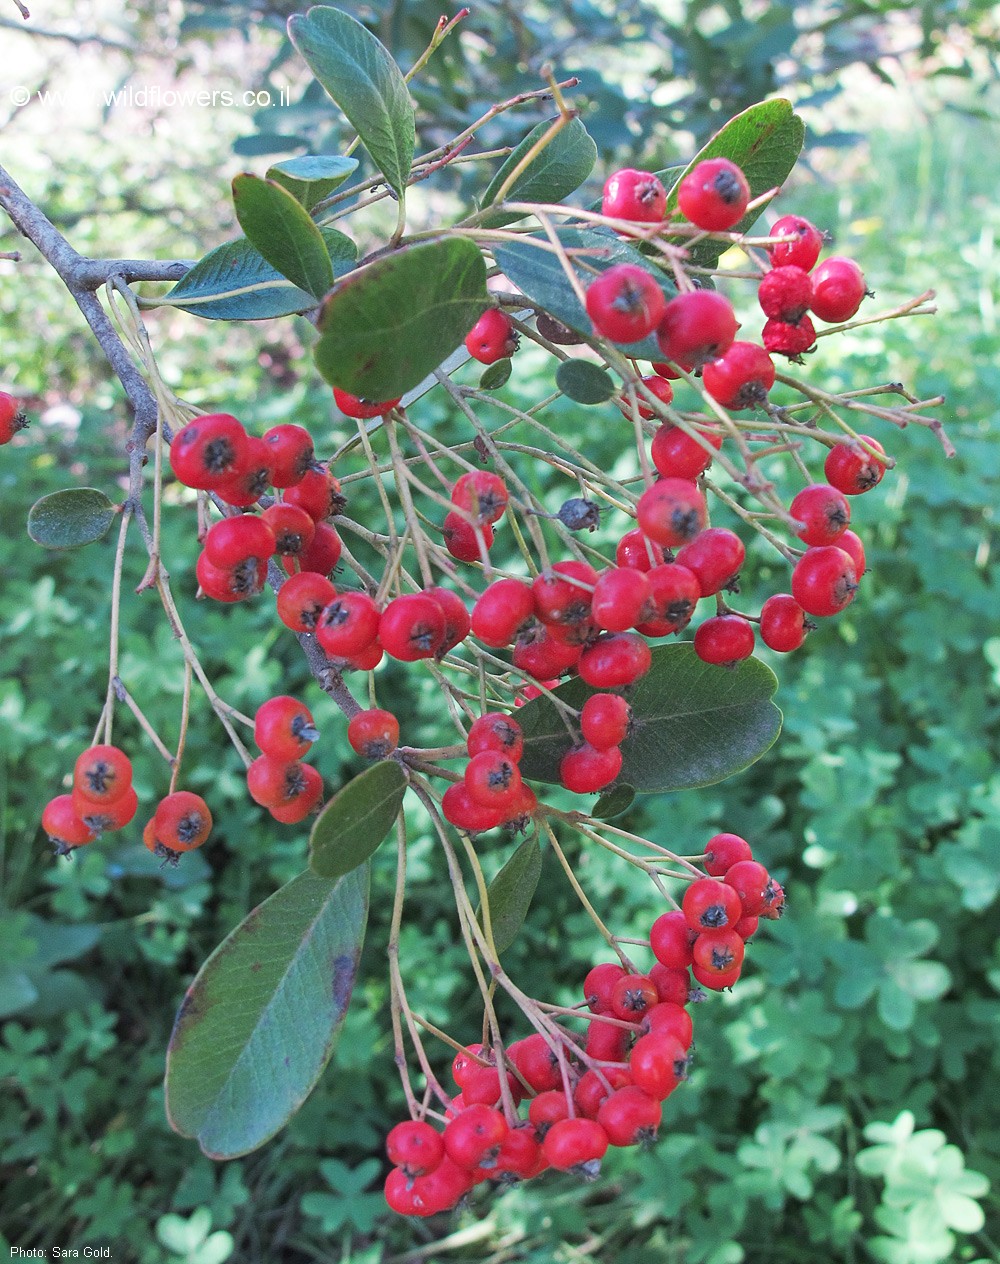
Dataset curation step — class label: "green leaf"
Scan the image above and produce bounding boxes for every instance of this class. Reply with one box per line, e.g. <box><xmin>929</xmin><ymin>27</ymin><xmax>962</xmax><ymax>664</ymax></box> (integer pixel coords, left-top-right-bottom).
<box><xmin>27</xmin><ymin>488</ymin><xmax>117</xmax><ymax>550</ymax></box>
<box><xmin>314</xmin><ymin>238</ymin><xmax>489</xmax><ymax>400</ymax></box>
<box><xmin>233</xmin><ymin>174</ymin><xmax>334</xmax><ymax>299</ymax></box>
<box><xmin>664</xmin><ymin>99</ymin><xmax>805</xmax><ymax>270</ymax></box>
<box><xmin>492</xmin><ymin>228</ymin><xmax>674</xmax><ymax>359</ymax></box>
<box><xmin>0</xmin><ymin>970</ymin><xmax>39</xmax><ymax>1017</ymax></box>
<box><xmin>158</xmin><ymin>237</ymin><xmax>315</xmax><ymax>320</ymax></box>
<box><xmin>165</xmin><ymin>865</ymin><xmax>369</xmax><ymax>1158</ymax></box>
<box><xmin>288</xmin><ymin>6</ymin><xmax>415</xmax><ymax>200</ymax></box>
<box><xmin>479</xmin><ymin>358</ymin><xmax>513</xmax><ymax>391</ymax></box>
<box><xmin>517</xmin><ymin>644</ymin><xmax>781</xmax><ymax>792</ymax></box>
<box><xmin>591</xmin><ymin>783</ymin><xmax>636</xmax><ymax>820</ymax></box>
<box><xmin>309</xmin><ymin>761</ymin><xmax>407</xmax><ymax>880</ymax></box>
<box><xmin>480</xmin><ymin>116</ymin><xmax>598</xmax><ymax>228</ymax></box>
<box><xmin>481</xmin><ymin>836</ymin><xmax>543</xmax><ymax>955</ymax></box>
<box><xmin>556</xmin><ymin>359</ymin><xmax>616</xmax><ymax>404</ymax></box>
<box><xmin>266</xmin><ymin>154</ymin><xmax>359</xmax><ymax>208</ymax></box>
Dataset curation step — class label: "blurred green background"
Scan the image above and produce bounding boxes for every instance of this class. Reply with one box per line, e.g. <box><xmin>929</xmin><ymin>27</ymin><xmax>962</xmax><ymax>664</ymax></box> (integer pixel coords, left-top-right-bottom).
<box><xmin>1</xmin><ymin>3</ymin><xmax>998</xmax><ymax>1262</ymax></box>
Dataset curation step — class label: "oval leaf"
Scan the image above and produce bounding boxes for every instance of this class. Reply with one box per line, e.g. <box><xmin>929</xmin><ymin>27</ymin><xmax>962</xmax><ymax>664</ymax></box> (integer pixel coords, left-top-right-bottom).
<box><xmin>591</xmin><ymin>783</ymin><xmax>636</xmax><ymax>821</ymax></box>
<box><xmin>492</xmin><ymin>227</ymin><xmax>674</xmax><ymax>359</ymax></box>
<box><xmin>309</xmin><ymin>761</ymin><xmax>407</xmax><ymax>880</ymax></box>
<box><xmin>233</xmin><ymin>174</ymin><xmax>335</xmax><ymax>299</ymax></box>
<box><xmin>517</xmin><ymin>644</ymin><xmax>782</xmax><ymax>792</ymax></box>
<box><xmin>480</xmin><ymin>116</ymin><xmax>597</xmax><ymax>228</ymax></box>
<box><xmin>314</xmin><ymin>238</ymin><xmax>489</xmax><ymax>400</ymax></box>
<box><xmin>165</xmin><ymin>865</ymin><xmax>369</xmax><ymax>1158</ymax></box>
<box><xmin>479</xmin><ymin>358</ymin><xmax>513</xmax><ymax>391</ymax></box>
<box><xmin>481</xmin><ymin>836</ymin><xmax>542</xmax><ymax>955</ymax></box>
<box><xmin>665</xmin><ymin>99</ymin><xmax>805</xmax><ymax>270</ymax></box>
<box><xmin>266</xmin><ymin>154</ymin><xmax>359</xmax><ymax>208</ymax></box>
<box><xmin>288</xmin><ymin>6</ymin><xmax>415</xmax><ymax>201</ymax></box>
<box><xmin>27</xmin><ymin>488</ymin><xmax>117</xmax><ymax>550</ymax></box>
<box><xmin>556</xmin><ymin>359</ymin><xmax>616</xmax><ymax>404</ymax></box>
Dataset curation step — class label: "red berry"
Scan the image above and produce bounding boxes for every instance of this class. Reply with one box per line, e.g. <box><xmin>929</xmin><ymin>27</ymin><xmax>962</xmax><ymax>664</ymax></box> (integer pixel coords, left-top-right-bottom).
<box><xmin>262</xmin><ymin>503</ymin><xmax>316</xmax><ymax>559</ymax></box>
<box><xmin>533</xmin><ymin>560</ymin><xmax>598</xmax><ymax>626</ymax></box>
<box><xmin>648</xmin><ymin>962</ymin><xmax>691</xmax><ymax>1006</ymax></box>
<box><xmin>464</xmin><ymin>309</ymin><xmax>518</xmax><ymax>364</ymax></box>
<box><xmin>636</xmin><ymin>562</ymin><xmax>701</xmax><ymax>637</ymax></box>
<box><xmin>734</xmin><ymin>913</ymin><xmax>759</xmax><ymax>940</ymax></box>
<box><xmin>508</xmin><ymin>1034</ymin><xmax>562</xmax><ymax>1094</ymax></box>
<box><xmin>578</xmin><ymin>632</ymin><xmax>651</xmax><ymax>688</ymax></box>
<box><xmin>386</xmin><ymin>1120</ymin><xmax>444</xmax><ymax>1177</ymax></box>
<box><xmin>602</xmin><ymin>168</ymin><xmax>666</xmax><ymax>223</ymax></box>
<box><xmin>693</xmin><ymin>615</ymin><xmax>755</xmax><ymax>666</ymax></box>
<box><xmin>529</xmin><ymin>1089</ymin><xmax>572</xmax><ymax>1134</ymax></box>
<box><xmin>675</xmin><ymin>527</ymin><xmax>745</xmax><ymax>596</ymax></box>
<box><xmin>441</xmin><ymin>783</ymin><xmax>506</xmax><ymax>833</ymax></box>
<box><xmin>586</xmin><ymin>264</ymin><xmax>667</xmax><ymax>343</ymax></box>
<box><xmin>836</xmin><ymin>529</ymin><xmax>867</xmax><ymax>579</ymax></box>
<box><xmin>263</xmin><ymin>423</ymin><xmax>315</xmax><ymax>488</ymax></box>
<box><xmin>768</xmin><ymin>214</ymin><xmax>824</xmax><ymax>271</ymax></box>
<box><xmin>196</xmin><ymin>552</ymin><xmax>266</xmax><ymax>603</ymax></box>
<box><xmin>0</xmin><ymin>392</ymin><xmax>28</xmax><ymax>444</ymax></box>
<box><xmin>296</xmin><ymin>521</ymin><xmax>343</xmax><ymax>577</ymax></box>
<box><xmin>464</xmin><ymin>750</ymin><xmax>523</xmax><ymax>810</ymax></box>
<box><xmin>153</xmin><ymin>791</ymin><xmax>213</xmax><ymax>853</ymax></box>
<box><xmin>583</xmin><ymin>962</ymin><xmax>627</xmax><ymax>1012</ymax></box>
<box><xmin>442</xmin><ymin>511</ymin><xmax>493</xmax><ymax>563</ymax></box>
<box><xmin>475</xmin><ymin>1125</ymin><xmax>545</xmax><ymax>1181</ymax></box>
<box><xmin>677</xmin><ymin>157</ymin><xmax>750</xmax><ymax>231</ymax></box>
<box><xmin>702</xmin><ymin>341</ymin><xmax>775</xmax><ymax>410</ymax></box>
<box><xmin>644</xmin><ymin>1002</ymin><xmax>694</xmax><ymax>1048</ymax></box>
<box><xmin>610</xmin><ymin>972</ymin><xmax>658</xmax><ymax>1021</ymax></box>
<box><xmin>758</xmin><ymin>265</ymin><xmax>813</xmax><ymax>322</ymax></box>
<box><xmin>217</xmin><ymin>436</ymin><xmax>275</xmax><ymax>507</ymax></box>
<box><xmin>597</xmin><ymin>1085</ymin><xmax>662</xmax><ymax>1146</ymax></box>
<box><xmin>472</xmin><ymin>579</ymin><xmax>535</xmax><ymax>647</ymax></box>
<box><xmin>383</xmin><ymin>1158</ymin><xmax>471</xmax><ymax>1217</ymax></box>
<box><xmin>692</xmin><ymin>928</ymin><xmax>746</xmax><ymax>976</ymax></box>
<box><xmin>425</xmin><ymin>587</ymin><xmax>471</xmax><ymax>653</ymax></box>
<box><xmin>42</xmin><ymin>794</ymin><xmax>98</xmax><ymax>854</ymax></box>
<box><xmin>72</xmin><ymin>784</ymin><xmax>138</xmax><ymax>836</ymax></box>
<box><xmin>467</xmin><ymin>713</ymin><xmax>523</xmax><ymax>761</ymax></box>
<box><xmin>704</xmin><ymin>832</ymin><xmax>753</xmax><ymax>876</ymax></box>
<box><xmin>284</xmin><ymin>465</ymin><xmax>344</xmax><ymax>523</ymax></box>
<box><xmin>333</xmin><ymin>387</ymin><xmax>400</xmax><ymax>418</ymax></box>
<box><xmin>824</xmin><ymin>435</ymin><xmax>887</xmax><ymax>495</ymax></box>
<box><xmin>315</xmin><ymin>592</ymin><xmax>381</xmax><ymax>658</ymax></box>
<box><xmin>581</xmin><ymin>693</ymin><xmax>632</xmax><ymax>750</ymax></box>
<box><xmin>791</xmin><ymin>546</ymin><xmax>858</xmax><ymax>617</ymax></box>
<box><xmin>629</xmin><ymin>1032</ymin><xmax>689</xmax><ymax>1100</ymax></box>
<box><xmin>649</xmin><ymin>910</ymin><xmax>697</xmax><ymax>969</ymax></box>
<box><xmin>682</xmin><ymin>876</ymin><xmax>743</xmax><ymax>931</ymax></box>
<box><xmin>637</xmin><ymin>478</ymin><xmax>707</xmax><ymax>549</ymax></box>
<box><xmin>452</xmin><ymin>470</ymin><xmax>509</xmax><ymax>524</ymax></box>
<box><xmin>650</xmin><ymin>423</ymin><xmax>722</xmax><ymax>480</ymax></box>
<box><xmin>255</xmin><ymin>696</ymin><xmax>319</xmax><ymax>761</ymax></box>
<box><xmin>618</xmin><ymin>374</ymin><xmax>674</xmax><ymax>420</ymax></box>
<box><xmin>513</xmin><ymin>626</ymin><xmax>582</xmax><ymax>680</ymax></box>
<box><xmin>589</xmin><ymin>568</ymin><xmax>650</xmax><ymax>633</ymax></box>
<box><xmin>615</xmin><ymin>529</ymin><xmax>665</xmax><ymax>572</ymax></box>
<box><xmin>541</xmin><ymin>1118</ymin><xmax>609</xmax><ymax>1172</ymax></box>
<box><xmin>266</xmin><ymin>764</ymin><xmax>324</xmax><ymax>823</ymax></box>
<box><xmin>443</xmin><ymin>1105</ymin><xmax>508</xmax><ymax>1170</ymax></box>
<box><xmin>203</xmin><ymin>515</ymin><xmax>276</xmax><ymax>569</ymax></box>
<box><xmin>656</xmin><ymin>290</ymin><xmax>738</xmax><ymax>370</ymax></box>
<box><xmin>169</xmin><ymin>414</ymin><xmax>248</xmax><ymax>491</ymax></box>
<box><xmin>378</xmin><ymin>593</ymin><xmax>446</xmax><ymax>662</ymax></box>
<box><xmin>810</xmin><ymin>256</ymin><xmax>868</xmax><ymax>323</ymax></box>
<box><xmin>585</xmin><ymin>1015</ymin><xmax>630</xmax><ymax>1062</ymax></box>
<box><xmin>760</xmin><ymin>593</ymin><xmax>809</xmax><ymax>652</ymax></box>
<box><xmin>276</xmin><ymin>572</ymin><xmax>337</xmax><ymax>633</ymax></box>
<box><xmin>762</xmin><ymin>315</ymin><xmax>816</xmax><ymax>359</ymax></box>
<box><xmin>789</xmin><ymin>482</ymin><xmax>850</xmax><ymax>546</ymax></box>
<box><xmin>73</xmin><ymin>744</ymin><xmax>133</xmax><ymax>807</ymax></box>
<box><xmin>560</xmin><ymin>743</ymin><xmax>622</xmax><ymax>794</ymax></box>
<box><xmin>759</xmin><ymin>880</ymin><xmax>786</xmax><ymax>920</ymax></box>
<box><xmin>574</xmin><ymin>1066</ymin><xmax>632</xmax><ymax>1120</ymax></box>
<box><xmin>723</xmin><ymin>859</ymin><xmax>774</xmax><ymax>917</ymax></box>
<box><xmin>692</xmin><ymin>960</ymin><xmax>742</xmax><ymax>991</ymax></box>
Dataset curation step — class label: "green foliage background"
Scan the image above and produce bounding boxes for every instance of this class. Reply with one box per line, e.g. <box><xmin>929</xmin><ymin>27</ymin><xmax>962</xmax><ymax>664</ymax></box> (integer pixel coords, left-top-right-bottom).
<box><xmin>1</xmin><ymin>5</ymin><xmax>999</xmax><ymax>1263</ymax></box>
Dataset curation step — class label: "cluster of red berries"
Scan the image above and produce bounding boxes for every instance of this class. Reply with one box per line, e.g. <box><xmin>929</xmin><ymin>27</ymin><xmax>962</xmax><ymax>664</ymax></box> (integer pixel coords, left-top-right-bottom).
<box><xmin>169</xmin><ymin>413</ymin><xmax>344</xmax><ymax>600</ymax></box>
<box><xmin>41</xmin><ymin>743</ymin><xmax>213</xmax><ymax>865</ymax></box>
<box><xmin>246</xmin><ymin>696</ymin><xmax>324</xmax><ymax>825</ymax></box>
<box><xmin>440</xmin><ymin>712</ymin><xmax>537</xmax><ymax>832</ymax></box>
<box><xmin>383</xmin><ymin>830</ymin><xmax>781</xmax><ymax>1215</ymax></box>
<box><xmin>0</xmin><ymin>390</ymin><xmax>29</xmax><ymax>445</ymax></box>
